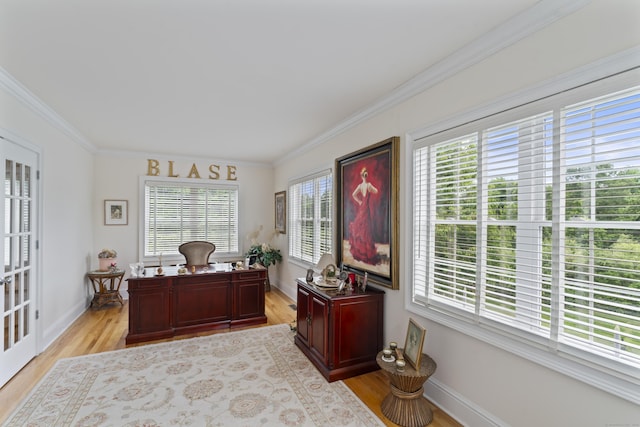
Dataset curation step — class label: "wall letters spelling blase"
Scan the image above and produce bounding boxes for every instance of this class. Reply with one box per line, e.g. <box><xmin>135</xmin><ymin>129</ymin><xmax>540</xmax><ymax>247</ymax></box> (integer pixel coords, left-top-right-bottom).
<box><xmin>147</xmin><ymin>159</ymin><xmax>237</xmax><ymax>181</ymax></box>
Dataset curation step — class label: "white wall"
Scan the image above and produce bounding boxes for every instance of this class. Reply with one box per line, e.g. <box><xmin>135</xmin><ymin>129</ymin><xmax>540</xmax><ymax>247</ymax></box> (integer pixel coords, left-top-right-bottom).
<box><xmin>273</xmin><ymin>2</ymin><xmax>640</xmax><ymax>426</ymax></box>
<box><xmin>0</xmin><ymin>83</ymin><xmax>95</xmax><ymax>350</ymax></box>
<box><xmin>2</xmin><ymin>1</ymin><xmax>638</xmax><ymax>425</ymax></box>
<box><xmin>92</xmin><ymin>152</ymin><xmax>274</xmax><ymax>291</ymax></box>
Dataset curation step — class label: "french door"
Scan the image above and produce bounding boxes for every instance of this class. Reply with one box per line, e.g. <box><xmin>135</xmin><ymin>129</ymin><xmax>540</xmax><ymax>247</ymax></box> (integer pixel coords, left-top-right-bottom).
<box><xmin>0</xmin><ymin>137</ymin><xmax>38</xmax><ymax>387</ymax></box>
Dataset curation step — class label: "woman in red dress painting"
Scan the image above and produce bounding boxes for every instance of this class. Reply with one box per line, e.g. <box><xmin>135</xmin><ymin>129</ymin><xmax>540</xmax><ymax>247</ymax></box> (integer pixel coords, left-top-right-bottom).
<box><xmin>349</xmin><ymin>167</ymin><xmax>379</xmax><ymax>264</ymax></box>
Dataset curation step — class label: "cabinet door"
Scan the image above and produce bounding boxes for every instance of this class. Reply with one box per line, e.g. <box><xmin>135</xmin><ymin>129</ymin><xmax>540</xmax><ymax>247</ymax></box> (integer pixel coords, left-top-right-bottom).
<box><xmin>173</xmin><ymin>277</ymin><xmax>231</xmax><ymax>327</ymax></box>
<box><xmin>296</xmin><ymin>286</ymin><xmax>310</xmax><ymax>346</ymax></box>
<box><xmin>331</xmin><ymin>296</ymin><xmax>383</xmax><ymax>369</ymax></box>
<box><xmin>128</xmin><ymin>279</ymin><xmax>171</xmax><ymax>335</ymax></box>
<box><xmin>310</xmin><ymin>295</ymin><xmax>329</xmax><ymax>365</ymax></box>
<box><xmin>235</xmin><ymin>278</ymin><xmax>265</xmax><ymax>319</ymax></box>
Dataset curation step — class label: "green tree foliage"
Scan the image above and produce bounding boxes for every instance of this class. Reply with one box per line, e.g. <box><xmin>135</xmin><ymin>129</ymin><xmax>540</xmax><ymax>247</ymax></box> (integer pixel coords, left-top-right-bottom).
<box><xmin>435</xmin><ymin>142</ymin><xmax>639</xmax><ymax>353</ymax></box>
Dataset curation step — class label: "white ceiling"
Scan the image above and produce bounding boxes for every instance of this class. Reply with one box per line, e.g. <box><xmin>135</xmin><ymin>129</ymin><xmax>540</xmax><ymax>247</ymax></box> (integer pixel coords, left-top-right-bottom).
<box><xmin>2</xmin><ymin>0</ymin><xmax>569</xmax><ymax>164</ymax></box>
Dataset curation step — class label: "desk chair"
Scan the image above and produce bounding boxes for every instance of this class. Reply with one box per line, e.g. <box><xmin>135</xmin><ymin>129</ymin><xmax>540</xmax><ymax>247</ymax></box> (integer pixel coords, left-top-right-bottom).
<box><xmin>178</xmin><ymin>241</ymin><xmax>216</xmax><ymax>267</ymax></box>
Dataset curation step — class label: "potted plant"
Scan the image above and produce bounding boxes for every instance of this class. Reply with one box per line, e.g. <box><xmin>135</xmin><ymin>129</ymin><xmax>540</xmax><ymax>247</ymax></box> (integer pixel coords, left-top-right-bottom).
<box><xmin>245</xmin><ymin>243</ymin><xmax>282</xmax><ymax>291</ymax></box>
<box><xmin>98</xmin><ymin>248</ymin><xmax>118</xmax><ymax>271</ymax></box>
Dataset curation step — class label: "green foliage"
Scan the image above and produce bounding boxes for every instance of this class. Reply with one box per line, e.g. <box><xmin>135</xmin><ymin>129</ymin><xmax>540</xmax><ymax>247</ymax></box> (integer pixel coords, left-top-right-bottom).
<box><xmin>433</xmin><ymin>142</ymin><xmax>640</xmax><ymax>356</ymax></box>
<box><xmin>245</xmin><ymin>243</ymin><xmax>282</xmax><ymax>267</ymax></box>
<box><xmin>98</xmin><ymin>248</ymin><xmax>117</xmax><ymax>258</ymax></box>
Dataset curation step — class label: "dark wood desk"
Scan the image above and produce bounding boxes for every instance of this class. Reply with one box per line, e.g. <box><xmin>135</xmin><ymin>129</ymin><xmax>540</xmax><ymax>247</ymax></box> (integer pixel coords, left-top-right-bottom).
<box><xmin>126</xmin><ymin>266</ymin><xmax>267</xmax><ymax>344</ymax></box>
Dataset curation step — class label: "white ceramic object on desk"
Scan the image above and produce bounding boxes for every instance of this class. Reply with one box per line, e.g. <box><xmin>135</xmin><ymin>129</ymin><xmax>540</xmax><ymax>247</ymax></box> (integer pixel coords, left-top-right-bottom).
<box><xmin>129</xmin><ymin>262</ymin><xmax>144</xmax><ymax>277</ymax></box>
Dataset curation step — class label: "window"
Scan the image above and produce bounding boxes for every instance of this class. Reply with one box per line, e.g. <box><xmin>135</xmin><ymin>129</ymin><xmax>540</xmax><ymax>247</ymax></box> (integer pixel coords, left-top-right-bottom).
<box><xmin>288</xmin><ymin>170</ymin><xmax>333</xmax><ymax>264</ymax></box>
<box><xmin>143</xmin><ymin>179</ymin><xmax>238</xmax><ymax>259</ymax></box>
<box><xmin>412</xmin><ymin>76</ymin><xmax>640</xmax><ymax>397</ymax></box>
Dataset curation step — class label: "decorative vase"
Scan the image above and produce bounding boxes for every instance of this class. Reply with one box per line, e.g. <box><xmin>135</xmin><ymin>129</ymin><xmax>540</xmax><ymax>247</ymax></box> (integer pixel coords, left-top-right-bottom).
<box><xmin>98</xmin><ymin>257</ymin><xmax>117</xmax><ymax>272</ymax></box>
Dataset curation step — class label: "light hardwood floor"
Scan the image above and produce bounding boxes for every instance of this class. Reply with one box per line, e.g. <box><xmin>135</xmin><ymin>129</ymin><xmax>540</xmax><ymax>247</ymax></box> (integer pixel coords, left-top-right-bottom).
<box><xmin>0</xmin><ymin>287</ymin><xmax>461</xmax><ymax>427</ymax></box>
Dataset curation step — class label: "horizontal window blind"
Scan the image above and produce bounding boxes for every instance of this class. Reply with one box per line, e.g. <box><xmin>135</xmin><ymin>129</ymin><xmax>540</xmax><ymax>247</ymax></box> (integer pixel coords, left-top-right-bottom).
<box><xmin>144</xmin><ymin>181</ymin><xmax>238</xmax><ymax>257</ymax></box>
<box><xmin>289</xmin><ymin>170</ymin><xmax>332</xmax><ymax>265</ymax></box>
<box><xmin>482</xmin><ymin>112</ymin><xmax>552</xmax><ymax>336</ymax></box>
<box><xmin>413</xmin><ymin>82</ymin><xmax>640</xmax><ymax>373</ymax></box>
<box><xmin>559</xmin><ymin>89</ymin><xmax>640</xmax><ymax>358</ymax></box>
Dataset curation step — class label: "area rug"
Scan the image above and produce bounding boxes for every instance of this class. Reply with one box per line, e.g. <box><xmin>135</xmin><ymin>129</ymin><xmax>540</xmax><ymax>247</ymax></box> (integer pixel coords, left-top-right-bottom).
<box><xmin>3</xmin><ymin>324</ymin><xmax>384</xmax><ymax>426</ymax></box>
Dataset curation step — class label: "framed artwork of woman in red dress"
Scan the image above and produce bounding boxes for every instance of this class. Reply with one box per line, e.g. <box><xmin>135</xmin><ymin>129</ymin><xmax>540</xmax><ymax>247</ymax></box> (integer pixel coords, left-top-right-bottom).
<box><xmin>335</xmin><ymin>136</ymin><xmax>399</xmax><ymax>290</ymax></box>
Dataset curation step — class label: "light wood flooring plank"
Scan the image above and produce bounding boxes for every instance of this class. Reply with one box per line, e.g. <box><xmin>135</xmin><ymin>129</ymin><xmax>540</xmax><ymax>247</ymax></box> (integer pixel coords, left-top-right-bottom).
<box><xmin>0</xmin><ymin>287</ymin><xmax>460</xmax><ymax>427</ymax></box>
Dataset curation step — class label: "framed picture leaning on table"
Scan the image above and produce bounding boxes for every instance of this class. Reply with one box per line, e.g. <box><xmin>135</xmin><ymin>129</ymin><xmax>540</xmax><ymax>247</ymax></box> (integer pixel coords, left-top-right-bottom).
<box><xmin>403</xmin><ymin>318</ymin><xmax>426</xmax><ymax>369</ymax></box>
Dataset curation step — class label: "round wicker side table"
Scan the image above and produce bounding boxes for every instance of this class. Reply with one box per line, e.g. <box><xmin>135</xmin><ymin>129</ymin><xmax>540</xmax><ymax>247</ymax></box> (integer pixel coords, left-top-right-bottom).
<box><xmin>376</xmin><ymin>350</ymin><xmax>437</xmax><ymax>427</ymax></box>
<box><xmin>87</xmin><ymin>269</ymin><xmax>125</xmax><ymax>308</ymax></box>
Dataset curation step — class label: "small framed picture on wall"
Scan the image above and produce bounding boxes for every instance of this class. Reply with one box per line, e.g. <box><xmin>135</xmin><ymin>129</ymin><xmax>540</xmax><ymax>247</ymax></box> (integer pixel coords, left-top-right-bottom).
<box><xmin>275</xmin><ymin>191</ymin><xmax>286</xmax><ymax>234</ymax></box>
<box><xmin>104</xmin><ymin>200</ymin><xmax>128</xmax><ymax>225</ymax></box>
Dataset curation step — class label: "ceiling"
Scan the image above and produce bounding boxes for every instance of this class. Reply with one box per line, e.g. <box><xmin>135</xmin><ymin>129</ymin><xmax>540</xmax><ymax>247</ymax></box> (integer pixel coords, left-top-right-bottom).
<box><xmin>1</xmin><ymin>0</ymin><xmax>560</xmax><ymax>165</ymax></box>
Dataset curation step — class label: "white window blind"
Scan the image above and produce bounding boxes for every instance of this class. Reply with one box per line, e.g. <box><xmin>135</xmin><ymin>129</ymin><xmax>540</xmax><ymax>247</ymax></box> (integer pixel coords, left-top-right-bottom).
<box><xmin>144</xmin><ymin>181</ymin><xmax>238</xmax><ymax>257</ymax></box>
<box><xmin>288</xmin><ymin>170</ymin><xmax>332</xmax><ymax>264</ymax></box>
<box><xmin>413</xmin><ymin>84</ymin><xmax>640</xmax><ymax>375</ymax></box>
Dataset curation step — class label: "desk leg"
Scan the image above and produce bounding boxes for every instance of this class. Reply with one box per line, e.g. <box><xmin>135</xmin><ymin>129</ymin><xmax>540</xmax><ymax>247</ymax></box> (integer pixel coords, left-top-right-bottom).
<box><xmin>381</xmin><ymin>385</ymin><xmax>433</xmax><ymax>427</ymax></box>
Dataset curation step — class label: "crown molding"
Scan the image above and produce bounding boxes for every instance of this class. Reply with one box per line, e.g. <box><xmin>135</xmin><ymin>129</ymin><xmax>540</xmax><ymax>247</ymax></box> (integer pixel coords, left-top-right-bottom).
<box><xmin>0</xmin><ymin>67</ymin><xmax>95</xmax><ymax>152</ymax></box>
<box><xmin>408</xmin><ymin>46</ymin><xmax>640</xmax><ymax>142</ymax></box>
<box><xmin>275</xmin><ymin>0</ymin><xmax>591</xmax><ymax>166</ymax></box>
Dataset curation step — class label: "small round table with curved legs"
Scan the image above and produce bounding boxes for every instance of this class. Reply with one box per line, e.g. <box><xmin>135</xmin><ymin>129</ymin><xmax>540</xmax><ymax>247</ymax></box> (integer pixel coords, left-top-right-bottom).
<box><xmin>376</xmin><ymin>349</ymin><xmax>437</xmax><ymax>427</ymax></box>
<box><xmin>87</xmin><ymin>270</ymin><xmax>125</xmax><ymax>308</ymax></box>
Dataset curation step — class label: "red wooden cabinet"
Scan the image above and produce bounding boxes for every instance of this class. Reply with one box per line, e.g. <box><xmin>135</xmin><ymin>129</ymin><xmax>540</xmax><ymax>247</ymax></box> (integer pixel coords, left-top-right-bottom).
<box><xmin>294</xmin><ymin>279</ymin><xmax>384</xmax><ymax>382</ymax></box>
<box><xmin>126</xmin><ymin>267</ymin><xmax>267</xmax><ymax>344</ymax></box>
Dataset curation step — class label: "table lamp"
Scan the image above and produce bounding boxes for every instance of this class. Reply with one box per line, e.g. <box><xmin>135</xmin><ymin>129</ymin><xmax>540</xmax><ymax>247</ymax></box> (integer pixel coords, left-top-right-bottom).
<box><xmin>316</xmin><ymin>253</ymin><xmax>336</xmax><ymax>283</ymax></box>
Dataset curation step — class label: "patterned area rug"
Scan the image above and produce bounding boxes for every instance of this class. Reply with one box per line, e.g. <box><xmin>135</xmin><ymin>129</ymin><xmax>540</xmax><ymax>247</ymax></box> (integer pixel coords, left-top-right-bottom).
<box><xmin>4</xmin><ymin>324</ymin><xmax>384</xmax><ymax>426</ymax></box>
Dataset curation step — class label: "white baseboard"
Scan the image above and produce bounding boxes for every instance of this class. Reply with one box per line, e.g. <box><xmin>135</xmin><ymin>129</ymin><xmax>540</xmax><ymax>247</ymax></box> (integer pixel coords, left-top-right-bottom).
<box><xmin>271</xmin><ymin>280</ymin><xmax>296</xmax><ymax>301</ymax></box>
<box><xmin>40</xmin><ymin>299</ymin><xmax>88</xmax><ymax>354</ymax></box>
<box><xmin>425</xmin><ymin>377</ymin><xmax>509</xmax><ymax>427</ymax></box>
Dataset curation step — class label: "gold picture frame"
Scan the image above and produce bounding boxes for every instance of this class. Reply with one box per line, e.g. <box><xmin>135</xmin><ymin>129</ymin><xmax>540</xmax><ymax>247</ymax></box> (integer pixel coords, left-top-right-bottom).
<box><xmin>335</xmin><ymin>136</ymin><xmax>399</xmax><ymax>289</ymax></box>
<box><xmin>403</xmin><ymin>318</ymin><xmax>426</xmax><ymax>370</ymax></box>
<box><xmin>275</xmin><ymin>191</ymin><xmax>286</xmax><ymax>234</ymax></box>
<box><xmin>104</xmin><ymin>200</ymin><xmax>128</xmax><ymax>226</ymax></box>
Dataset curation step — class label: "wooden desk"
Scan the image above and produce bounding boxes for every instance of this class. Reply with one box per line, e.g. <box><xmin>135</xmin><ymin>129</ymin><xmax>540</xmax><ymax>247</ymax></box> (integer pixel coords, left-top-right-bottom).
<box><xmin>376</xmin><ymin>350</ymin><xmax>437</xmax><ymax>427</ymax></box>
<box><xmin>87</xmin><ymin>270</ymin><xmax>125</xmax><ymax>308</ymax></box>
<box><xmin>126</xmin><ymin>266</ymin><xmax>267</xmax><ymax>344</ymax></box>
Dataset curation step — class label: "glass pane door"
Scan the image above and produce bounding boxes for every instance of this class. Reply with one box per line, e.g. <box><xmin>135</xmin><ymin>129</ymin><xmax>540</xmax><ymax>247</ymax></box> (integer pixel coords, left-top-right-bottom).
<box><xmin>0</xmin><ymin>139</ymin><xmax>38</xmax><ymax>387</ymax></box>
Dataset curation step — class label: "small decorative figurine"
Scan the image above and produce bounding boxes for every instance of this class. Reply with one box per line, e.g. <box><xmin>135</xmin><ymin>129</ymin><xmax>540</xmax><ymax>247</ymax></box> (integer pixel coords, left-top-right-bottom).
<box><xmin>360</xmin><ymin>272</ymin><xmax>368</xmax><ymax>291</ymax></box>
<box><xmin>156</xmin><ymin>252</ymin><xmax>164</xmax><ymax>275</ymax></box>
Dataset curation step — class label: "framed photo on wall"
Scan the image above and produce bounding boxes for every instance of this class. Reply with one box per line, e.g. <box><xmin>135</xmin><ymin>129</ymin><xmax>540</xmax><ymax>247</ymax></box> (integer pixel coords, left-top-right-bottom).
<box><xmin>275</xmin><ymin>191</ymin><xmax>286</xmax><ymax>234</ymax></box>
<box><xmin>403</xmin><ymin>318</ymin><xmax>426</xmax><ymax>370</ymax></box>
<box><xmin>335</xmin><ymin>136</ymin><xmax>399</xmax><ymax>289</ymax></box>
<box><xmin>104</xmin><ymin>200</ymin><xmax>128</xmax><ymax>225</ymax></box>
